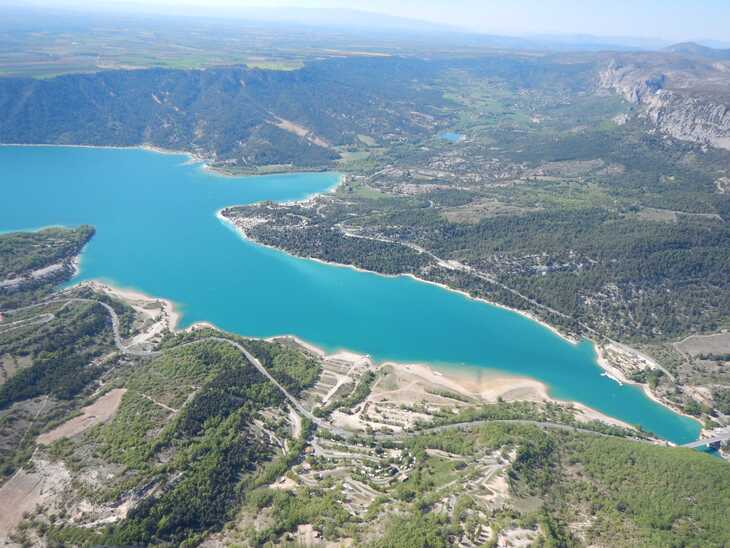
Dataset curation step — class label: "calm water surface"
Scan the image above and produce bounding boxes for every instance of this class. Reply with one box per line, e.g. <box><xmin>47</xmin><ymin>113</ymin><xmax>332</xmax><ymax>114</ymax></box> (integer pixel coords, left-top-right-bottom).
<box><xmin>439</xmin><ymin>131</ymin><xmax>464</xmax><ymax>143</ymax></box>
<box><xmin>0</xmin><ymin>146</ymin><xmax>700</xmax><ymax>443</ymax></box>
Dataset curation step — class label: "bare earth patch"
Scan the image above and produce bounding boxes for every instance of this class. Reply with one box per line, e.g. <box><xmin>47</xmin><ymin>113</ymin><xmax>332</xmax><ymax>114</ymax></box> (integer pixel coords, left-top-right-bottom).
<box><xmin>289</xmin><ymin>520</ymin><xmax>355</xmax><ymax>546</ymax></box>
<box><xmin>272</xmin><ymin>117</ymin><xmax>331</xmax><ymax>149</ymax></box>
<box><xmin>0</xmin><ymin>354</ymin><xmax>31</xmax><ymax>385</ymax></box>
<box><xmin>377</xmin><ymin>362</ymin><xmax>549</xmax><ymax>404</ymax></box>
<box><xmin>0</xmin><ymin>459</ymin><xmax>70</xmax><ymax>541</ymax></box>
<box><xmin>37</xmin><ymin>388</ymin><xmax>127</xmax><ymax>445</ymax></box>
<box><xmin>443</xmin><ymin>200</ymin><xmax>540</xmax><ymax>224</ymax></box>
<box><xmin>497</xmin><ymin>527</ymin><xmax>540</xmax><ymax>547</ymax></box>
<box><xmin>676</xmin><ymin>331</ymin><xmax>730</xmax><ymax>357</ymax></box>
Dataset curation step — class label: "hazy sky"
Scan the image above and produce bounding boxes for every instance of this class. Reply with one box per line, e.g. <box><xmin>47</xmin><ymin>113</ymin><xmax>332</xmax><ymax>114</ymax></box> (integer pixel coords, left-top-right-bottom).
<box><xmin>16</xmin><ymin>0</ymin><xmax>730</xmax><ymax>43</ymax></box>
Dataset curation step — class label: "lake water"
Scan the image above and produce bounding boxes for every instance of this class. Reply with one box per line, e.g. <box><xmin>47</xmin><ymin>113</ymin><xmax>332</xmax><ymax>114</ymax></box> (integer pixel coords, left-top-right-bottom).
<box><xmin>0</xmin><ymin>146</ymin><xmax>700</xmax><ymax>444</ymax></box>
<box><xmin>439</xmin><ymin>132</ymin><xmax>464</xmax><ymax>143</ymax></box>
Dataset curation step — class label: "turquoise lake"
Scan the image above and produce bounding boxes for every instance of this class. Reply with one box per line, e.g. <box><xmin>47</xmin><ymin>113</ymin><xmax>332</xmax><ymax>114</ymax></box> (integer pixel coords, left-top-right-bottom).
<box><xmin>439</xmin><ymin>131</ymin><xmax>464</xmax><ymax>143</ymax></box>
<box><xmin>0</xmin><ymin>146</ymin><xmax>700</xmax><ymax>444</ymax></box>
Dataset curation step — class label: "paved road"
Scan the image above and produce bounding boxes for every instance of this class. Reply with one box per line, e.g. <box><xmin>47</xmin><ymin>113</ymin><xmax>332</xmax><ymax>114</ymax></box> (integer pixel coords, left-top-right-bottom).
<box><xmin>683</xmin><ymin>432</ymin><xmax>730</xmax><ymax>449</ymax></box>
<box><xmin>1</xmin><ymin>296</ymin><xmax>155</xmax><ymax>357</ymax></box>
<box><xmin>334</xmin><ymin>224</ymin><xmax>675</xmax><ymax>381</ymax></box>
<box><xmin>200</xmin><ymin>337</ymin><xmax>352</xmax><ymax>436</ymax></box>
<box><xmin>0</xmin><ymin>296</ymin><xmax>673</xmax><ymax>446</ymax></box>
<box><xmin>1</xmin><ymin>296</ymin><xmax>350</xmax><ymax>436</ymax></box>
<box><xmin>378</xmin><ymin>419</ymin><xmax>652</xmax><ymax>444</ymax></box>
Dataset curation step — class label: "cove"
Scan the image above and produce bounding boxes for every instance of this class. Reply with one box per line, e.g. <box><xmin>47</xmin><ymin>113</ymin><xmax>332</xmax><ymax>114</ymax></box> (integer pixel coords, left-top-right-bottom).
<box><xmin>439</xmin><ymin>131</ymin><xmax>464</xmax><ymax>143</ymax></box>
<box><xmin>0</xmin><ymin>145</ymin><xmax>700</xmax><ymax>444</ymax></box>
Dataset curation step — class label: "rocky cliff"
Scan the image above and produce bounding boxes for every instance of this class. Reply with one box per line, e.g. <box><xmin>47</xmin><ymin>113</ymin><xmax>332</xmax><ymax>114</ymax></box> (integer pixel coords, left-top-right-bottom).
<box><xmin>599</xmin><ymin>59</ymin><xmax>730</xmax><ymax>150</ymax></box>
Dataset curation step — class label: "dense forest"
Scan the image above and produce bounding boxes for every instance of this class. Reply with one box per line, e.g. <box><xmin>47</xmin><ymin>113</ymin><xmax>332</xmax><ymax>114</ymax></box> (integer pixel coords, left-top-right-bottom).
<box><xmin>0</xmin><ymin>301</ymin><xmax>112</xmax><ymax>409</ymax></box>
<box><xmin>34</xmin><ymin>337</ymin><xmax>322</xmax><ymax>547</ymax></box>
<box><xmin>0</xmin><ymin>55</ymin><xmax>603</xmax><ymax>171</ymax></box>
<box><xmin>231</xmin><ymin>120</ymin><xmax>730</xmax><ymax>343</ymax></box>
<box><xmin>3</xmin><ymin>44</ymin><xmax>730</xmax><ymax>546</ymax></box>
<box><xmin>1</xmin><ymin>225</ymin><xmax>729</xmax><ymax>547</ymax></box>
<box><xmin>98</xmin><ymin>341</ymin><xmax>299</xmax><ymax>546</ymax></box>
<box><xmin>0</xmin><ymin>226</ymin><xmax>95</xmax><ymax>308</ymax></box>
<box><xmin>0</xmin><ymin>226</ymin><xmax>93</xmax><ymax>279</ymax></box>
<box><xmin>0</xmin><ymin>58</ymin><xmax>450</xmax><ymax>169</ymax></box>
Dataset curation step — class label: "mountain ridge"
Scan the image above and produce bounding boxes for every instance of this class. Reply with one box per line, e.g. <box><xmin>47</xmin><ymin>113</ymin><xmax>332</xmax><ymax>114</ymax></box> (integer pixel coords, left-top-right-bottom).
<box><xmin>665</xmin><ymin>41</ymin><xmax>730</xmax><ymax>59</ymax></box>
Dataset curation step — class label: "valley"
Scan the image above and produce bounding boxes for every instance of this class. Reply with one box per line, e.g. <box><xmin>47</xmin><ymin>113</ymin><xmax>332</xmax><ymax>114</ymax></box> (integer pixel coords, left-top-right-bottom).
<box><xmin>1</xmin><ymin>227</ymin><xmax>728</xmax><ymax>547</ymax></box>
<box><xmin>2</xmin><ymin>9</ymin><xmax>730</xmax><ymax>546</ymax></box>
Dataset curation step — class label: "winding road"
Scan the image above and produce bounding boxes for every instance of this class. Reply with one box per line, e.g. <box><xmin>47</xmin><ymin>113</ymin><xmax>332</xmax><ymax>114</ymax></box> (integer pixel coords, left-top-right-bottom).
<box><xmin>0</xmin><ymin>294</ymin><xmax>686</xmax><ymax>446</ymax></box>
<box><xmin>0</xmin><ymin>294</ymin><xmax>346</xmax><ymax>434</ymax></box>
<box><xmin>335</xmin><ymin>223</ymin><xmax>676</xmax><ymax>382</ymax></box>
<box><xmin>682</xmin><ymin>430</ymin><xmax>730</xmax><ymax>449</ymax></box>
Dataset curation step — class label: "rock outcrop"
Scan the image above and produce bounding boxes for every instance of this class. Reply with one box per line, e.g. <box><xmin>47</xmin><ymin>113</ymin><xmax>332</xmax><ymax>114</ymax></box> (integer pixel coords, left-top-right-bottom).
<box><xmin>600</xmin><ymin>59</ymin><xmax>730</xmax><ymax>150</ymax></box>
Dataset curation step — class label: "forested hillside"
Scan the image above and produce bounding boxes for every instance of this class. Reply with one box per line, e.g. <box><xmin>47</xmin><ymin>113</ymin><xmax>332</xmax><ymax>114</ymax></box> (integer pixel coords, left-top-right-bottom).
<box><xmin>3</xmin><ymin>43</ymin><xmax>730</xmax><ymax>546</ymax></box>
<box><xmin>0</xmin><ymin>226</ymin><xmax>94</xmax><ymax>307</ymax></box>
<box><xmin>219</xmin><ymin>50</ymin><xmax>730</xmax><ymax>424</ymax></box>
<box><xmin>0</xmin><ymin>54</ymin><xmax>604</xmax><ymax>171</ymax></box>
<box><xmin>1</xmin><ymin>229</ymin><xmax>729</xmax><ymax>547</ymax></box>
<box><xmin>0</xmin><ymin>58</ymin><xmax>455</xmax><ymax>169</ymax></box>
<box><xmin>0</xmin><ymin>226</ymin><xmax>92</xmax><ymax>277</ymax></box>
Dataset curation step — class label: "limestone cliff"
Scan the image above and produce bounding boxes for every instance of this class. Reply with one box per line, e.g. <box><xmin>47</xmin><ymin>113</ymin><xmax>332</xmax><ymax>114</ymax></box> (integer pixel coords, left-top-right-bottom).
<box><xmin>599</xmin><ymin>59</ymin><xmax>730</xmax><ymax>150</ymax></box>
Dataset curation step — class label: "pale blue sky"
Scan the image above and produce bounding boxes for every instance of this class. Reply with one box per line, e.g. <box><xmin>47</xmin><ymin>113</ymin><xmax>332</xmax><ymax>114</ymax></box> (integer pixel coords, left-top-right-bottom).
<box><xmin>17</xmin><ymin>0</ymin><xmax>730</xmax><ymax>42</ymax></box>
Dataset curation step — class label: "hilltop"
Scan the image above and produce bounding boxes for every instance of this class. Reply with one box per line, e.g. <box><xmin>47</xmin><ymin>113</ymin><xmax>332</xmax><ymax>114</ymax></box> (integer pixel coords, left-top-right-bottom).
<box><xmin>1</xmin><ymin>228</ymin><xmax>729</xmax><ymax>546</ymax></box>
<box><xmin>665</xmin><ymin>42</ymin><xmax>730</xmax><ymax>59</ymax></box>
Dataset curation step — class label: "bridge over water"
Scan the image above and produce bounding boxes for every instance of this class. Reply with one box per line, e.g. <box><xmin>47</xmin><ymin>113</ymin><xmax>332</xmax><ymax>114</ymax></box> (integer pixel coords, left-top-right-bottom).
<box><xmin>683</xmin><ymin>429</ymin><xmax>730</xmax><ymax>449</ymax></box>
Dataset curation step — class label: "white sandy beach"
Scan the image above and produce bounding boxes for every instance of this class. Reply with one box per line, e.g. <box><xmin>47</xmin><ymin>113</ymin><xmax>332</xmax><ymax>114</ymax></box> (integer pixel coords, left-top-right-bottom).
<box><xmin>385</xmin><ymin>361</ymin><xmax>633</xmax><ymax>429</ymax></box>
<box><xmin>84</xmin><ymin>280</ymin><xmax>180</xmax><ymax>332</ymax></box>
<box><xmin>270</xmin><ymin>335</ymin><xmax>635</xmax><ymax>431</ymax></box>
<box><xmin>16</xmin><ymin>140</ymin><xmax>692</xmax><ymax>435</ymax></box>
<box><xmin>216</xmin><ymin>202</ymin><xmax>708</xmax><ymax>430</ymax></box>
<box><xmin>218</xmin><ymin>207</ymin><xmax>580</xmax><ymax>347</ymax></box>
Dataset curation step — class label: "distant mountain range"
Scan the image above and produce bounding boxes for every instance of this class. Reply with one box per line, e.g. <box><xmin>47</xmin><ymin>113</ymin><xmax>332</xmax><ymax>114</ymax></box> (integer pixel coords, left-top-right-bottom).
<box><xmin>6</xmin><ymin>2</ymin><xmax>730</xmax><ymax>53</ymax></box>
<box><xmin>665</xmin><ymin>42</ymin><xmax>730</xmax><ymax>59</ymax></box>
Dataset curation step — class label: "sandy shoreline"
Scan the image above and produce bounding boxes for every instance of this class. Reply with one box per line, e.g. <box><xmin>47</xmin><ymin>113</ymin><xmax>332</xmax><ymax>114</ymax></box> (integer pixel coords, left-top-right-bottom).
<box><xmin>267</xmin><ymin>336</ymin><xmax>633</xmax><ymax>430</ymax></box>
<box><xmin>5</xmin><ymin>141</ymin><xmax>694</xmax><ymax>434</ymax></box>
<box><xmin>595</xmin><ymin>345</ymin><xmax>703</xmax><ymax>427</ymax></box>
<box><xmin>217</xmin><ymin>208</ymin><xmax>579</xmax><ymax>347</ymax></box>
<box><xmin>216</xmin><ymin>209</ymin><xmax>707</xmax><ymax>430</ymax></box>
<box><xmin>267</xmin><ymin>334</ymin><xmax>635</xmax><ymax>431</ymax></box>
<box><xmin>70</xmin><ymin>275</ymin><xmax>636</xmax><ymax>432</ymax></box>
<box><xmin>395</xmin><ymin>361</ymin><xmax>634</xmax><ymax>429</ymax></box>
<box><xmin>82</xmin><ymin>280</ymin><xmax>180</xmax><ymax>332</ymax></box>
<box><xmin>0</xmin><ymin>142</ymin><xmax>334</xmax><ymax>179</ymax></box>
